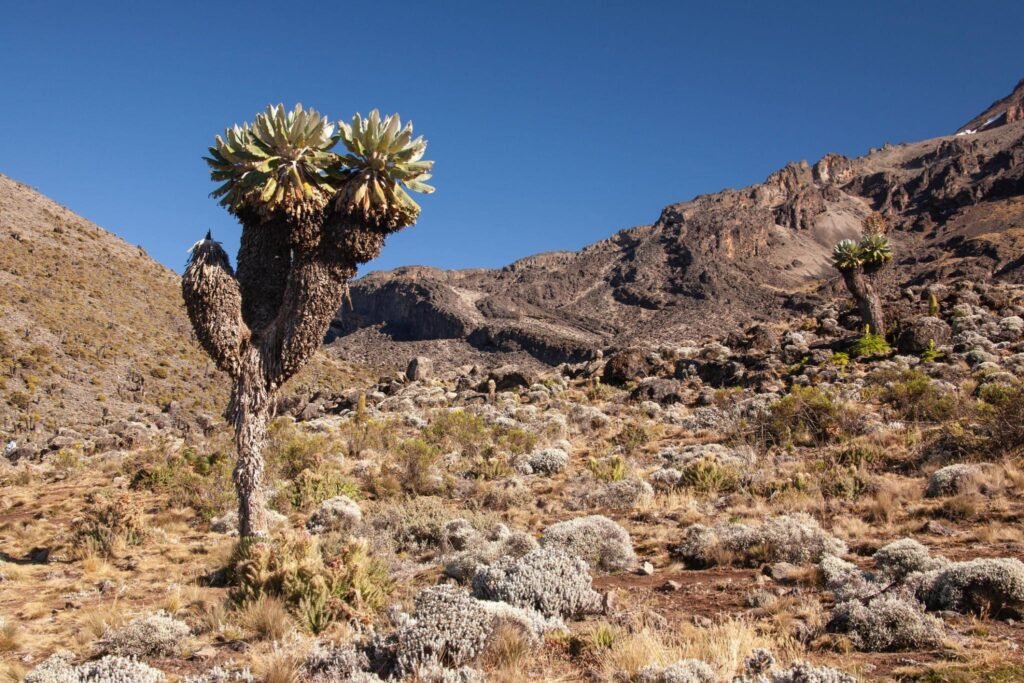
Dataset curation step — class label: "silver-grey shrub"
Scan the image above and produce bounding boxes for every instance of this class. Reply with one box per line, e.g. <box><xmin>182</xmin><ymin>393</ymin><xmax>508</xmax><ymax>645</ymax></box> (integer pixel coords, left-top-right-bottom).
<box><xmin>916</xmin><ymin>557</ymin><xmax>1024</xmax><ymax>616</ymax></box>
<box><xmin>442</xmin><ymin>523</ymin><xmax>538</xmax><ymax>583</ymax></box>
<box><xmin>872</xmin><ymin>538</ymin><xmax>947</xmax><ymax>581</ymax></box>
<box><xmin>390</xmin><ymin>585</ymin><xmax>494</xmax><ymax>677</ymax></box>
<box><xmin>303</xmin><ymin>641</ymin><xmax>371</xmax><ymax>682</ymax></box>
<box><xmin>524</xmin><ymin>447</ymin><xmax>569</xmax><ymax>475</ymax></box>
<box><xmin>734</xmin><ymin>661</ymin><xmax>857</xmax><ymax>683</ymax></box>
<box><xmin>306</xmin><ymin>494</ymin><xmax>362</xmax><ymax>535</ymax></box>
<box><xmin>472</xmin><ymin>547</ymin><xmax>603</xmax><ymax>618</ymax></box>
<box><xmin>587</xmin><ymin>478</ymin><xmax>655</xmax><ymax>510</ymax></box>
<box><xmin>101</xmin><ymin>611</ymin><xmax>189</xmax><ymax>657</ymax></box>
<box><xmin>25</xmin><ymin>652</ymin><xmax>166</xmax><ymax>683</ymax></box>
<box><xmin>818</xmin><ymin>554</ymin><xmax>879</xmax><ymax>602</ymax></box>
<box><xmin>674</xmin><ymin>514</ymin><xmax>846</xmax><ymax>567</ymax></box>
<box><xmin>632</xmin><ymin>660</ymin><xmax>716</xmax><ymax>683</ymax></box>
<box><xmin>540</xmin><ymin>515</ymin><xmax>636</xmax><ymax>572</ymax></box>
<box><xmin>183</xmin><ymin>667</ymin><xmax>256</xmax><ymax>683</ymax></box>
<box><xmin>828</xmin><ymin>596</ymin><xmax>944</xmax><ymax>651</ymax></box>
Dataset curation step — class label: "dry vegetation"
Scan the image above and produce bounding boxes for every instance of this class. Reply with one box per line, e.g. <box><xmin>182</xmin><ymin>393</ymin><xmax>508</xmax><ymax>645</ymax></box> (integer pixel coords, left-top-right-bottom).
<box><xmin>4</xmin><ymin>288</ymin><xmax>1024</xmax><ymax>682</ymax></box>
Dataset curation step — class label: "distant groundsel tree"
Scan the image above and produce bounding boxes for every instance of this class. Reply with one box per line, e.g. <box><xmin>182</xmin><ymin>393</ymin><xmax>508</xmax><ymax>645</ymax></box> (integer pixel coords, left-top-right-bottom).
<box><xmin>183</xmin><ymin>104</ymin><xmax>433</xmax><ymax>537</ymax></box>
<box><xmin>831</xmin><ymin>212</ymin><xmax>893</xmax><ymax>336</ymax></box>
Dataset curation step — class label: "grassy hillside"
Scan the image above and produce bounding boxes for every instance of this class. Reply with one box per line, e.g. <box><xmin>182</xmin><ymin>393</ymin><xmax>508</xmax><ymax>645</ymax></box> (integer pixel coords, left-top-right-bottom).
<box><xmin>0</xmin><ymin>174</ymin><xmax>371</xmax><ymax>449</ymax></box>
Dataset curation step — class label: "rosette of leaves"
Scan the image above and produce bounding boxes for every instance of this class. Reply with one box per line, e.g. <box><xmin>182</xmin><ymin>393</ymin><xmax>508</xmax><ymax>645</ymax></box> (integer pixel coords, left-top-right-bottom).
<box><xmin>206</xmin><ymin>103</ymin><xmax>340</xmax><ymax>219</ymax></box>
<box><xmin>831</xmin><ymin>239</ymin><xmax>864</xmax><ymax>271</ymax></box>
<box><xmin>332</xmin><ymin>109</ymin><xmax>435</xmax><ymax>230</ymax></box>
<box><xmin>858</xmin><ymin>233</ymin><xmax>893</xmax><ymax>271</ymax></box>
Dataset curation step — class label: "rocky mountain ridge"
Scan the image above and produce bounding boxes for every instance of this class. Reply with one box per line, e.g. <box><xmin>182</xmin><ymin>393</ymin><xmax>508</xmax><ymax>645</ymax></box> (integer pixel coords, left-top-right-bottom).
<box><xmin>330</xmin><ymin>80</ymin><xmax>1024</xmax><ymax>369</ymax></box>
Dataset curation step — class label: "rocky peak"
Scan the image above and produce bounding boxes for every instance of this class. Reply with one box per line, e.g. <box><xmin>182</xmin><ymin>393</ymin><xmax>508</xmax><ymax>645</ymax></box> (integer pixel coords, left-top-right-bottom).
<box><xmin>958</xmin><ymin>78</ymin><xmax>1024</xmax><ymax>134</ymax></box>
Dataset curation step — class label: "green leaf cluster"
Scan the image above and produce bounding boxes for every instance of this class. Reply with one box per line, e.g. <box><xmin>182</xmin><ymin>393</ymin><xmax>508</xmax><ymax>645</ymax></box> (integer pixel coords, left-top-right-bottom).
<box><xmin>206</xmin><ymin>104</ymin><xmax>434</xmax><ymax>227</ymax></box>
<box><xmin>831</xmin><ymin>233</ymin><xmax>893</xmax><ymax>272</ymax></box>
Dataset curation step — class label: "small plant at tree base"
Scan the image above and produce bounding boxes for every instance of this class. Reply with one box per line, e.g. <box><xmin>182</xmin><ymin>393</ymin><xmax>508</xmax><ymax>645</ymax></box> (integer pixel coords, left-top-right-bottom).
<box><xmin>921</xmin><ymin>339</ymin><xmax>942</xmax><ymax>363</ymax></box>
<box><xmin>230</xmin><ymin>531</ymin><xmax>391</xmax><ymax>633</ymax></box>
<box><xmin>831</xmin><ymin>212</ymin><xmax>893</xmax><ymax>336</ymax></box>
<box><xmin>184</xmin><ymin>104</ymin><xmax>433</xmax><ymax>537</ymax></box>
<box><xmin>850</xmin><ymin>326</ymin><xmax>891</xmax><ymax>358</ymax></box>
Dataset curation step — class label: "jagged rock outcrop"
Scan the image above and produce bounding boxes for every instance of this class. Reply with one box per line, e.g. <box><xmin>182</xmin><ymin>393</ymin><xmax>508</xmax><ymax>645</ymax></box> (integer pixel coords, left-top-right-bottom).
<box><xmin>331</xmin><ymin>81</ymin><xmax>1024</xmax><ymax>368</ymax></box>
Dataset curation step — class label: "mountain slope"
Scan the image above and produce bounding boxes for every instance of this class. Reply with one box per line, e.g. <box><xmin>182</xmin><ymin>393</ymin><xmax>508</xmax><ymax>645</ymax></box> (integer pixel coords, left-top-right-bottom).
<box><xmin>331</xmin><ymin>83</ymin><xmax>1024</xmax><ymax>368</ymax></box>
<box><xmin>0</xmin><ymin>175</ymin><xmax>370</xmax><ymax>450</ymax></box>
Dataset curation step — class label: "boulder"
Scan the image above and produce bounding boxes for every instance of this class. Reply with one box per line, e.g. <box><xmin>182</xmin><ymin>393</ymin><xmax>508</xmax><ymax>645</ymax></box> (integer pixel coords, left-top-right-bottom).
<box><xmin>407</xmin><ymin>356</ymin><xmax>434</xmax><ymax>381</ymax></box>
<box><xmin>603</xmin><ymin>348</ymin><xmax>656</xmax><ymax>386</ymax></box>
<box><xmin>898</xmin><ymin>316</ymin><xmax>952</xmax><ymax>354</ymax></box>
<box><xmin>483</xmin><ymin>365</ymin><xmax>536</xmax><ymax>392</ymax></box>
<box><xmin>630</xmin><ymin>378</ymin><xmax>685</xmax><ymax>405</ymax></box>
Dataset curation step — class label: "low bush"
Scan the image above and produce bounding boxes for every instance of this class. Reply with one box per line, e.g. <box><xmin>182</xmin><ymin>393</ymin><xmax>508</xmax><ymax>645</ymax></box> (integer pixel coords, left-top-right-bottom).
<box><xmin>128</xmin><ymin>442</ymin><xmax>234</xmax><ymax>521</ymax></box>
<box><xmin>756</xmin><ymin>386</ymin><xmax>846</xmax><ymax>448</ymax></box>
<box><xmin>678</xmin><ymin>456</ymin><xmax>740</xmax><ymax>493</ymax></box>
<box><xmin>673</xmin><ymin>513</ymin><xmax>846</xmax><ymax>568</ymax></box>
<box><xmin>540</xmin><ymin>515</ymin><xmax>636</xmax><ymax>573</ymax></box>
<box><xmin>101</xmin><ymin>611</ymin><xmax>190</xmax><ymax>657</ymax></box>
<box><xmin>230</xmin><ymin>531</ymin><xmax>391</xmax><ymax>633</ymax></box>
<box><xmin>70</xmin><ymin>492</ymin><xmax>147</xmax><ymax>558</ymax></box>
<box><xmin>828</xmin><ymin>596</ymin><xmax>943</xmax><ymax>651</ymax></box>
<box><xmin>916</xmin><ymin>557</ymin><xmax>1024</xmax><ymax>617</ymax></box>
<box><xmin>630</xmin><ymin>660</ymin><xmax>716</xmax><ymax>683</ymax></box>
<box><xmin>586</xmin><ymin>455</ymin><xmax>628</xmax><ymax>482</ymax></box>
<box><xmin>25</xmin><ymin>652</ymin><xmax>166</xmax><ymax>683</ymax></box>
<box><xmin>878</xmin><ymin>369</ymin><xmax>959</xmax><ymax>422</ymax></box>
<box><xmin>849</xmin><ymin>329</ymin><xmax>891</xmax><ymax>358</ymax></box>
<box><xmin>612</xmin><ymin>422</ymin><xmax>650</xmax><ymax>456</ymax></box>
<box><xmin>472</xmin><ymin>547</ymin><xmax>603</xmax><ymax>619</ymax></box>
<box><xmin>425</xmin><ymin>410</ymin><xmax>490</xmax><ymax>458</ymax></box>
<box><xmin>280</xmin><ymin>465</ymin><xmax>359</xmax><ymax>512</ymax></box>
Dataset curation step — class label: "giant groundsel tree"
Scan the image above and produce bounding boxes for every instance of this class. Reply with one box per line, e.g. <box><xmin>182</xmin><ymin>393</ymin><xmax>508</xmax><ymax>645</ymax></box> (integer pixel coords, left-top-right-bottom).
<box><xmin>183</xmin><ymin>104</ymin><xmax>433</xmax><ymax>537</ymax></box>
<box><xmin>831</xmin><ymin>213</ymin><xmax>892</xmax><ymax>336</ymax></box>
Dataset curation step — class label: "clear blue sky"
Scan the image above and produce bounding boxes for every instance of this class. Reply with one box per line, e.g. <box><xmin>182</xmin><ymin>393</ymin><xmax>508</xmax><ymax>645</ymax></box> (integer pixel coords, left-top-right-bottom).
<box><xmin>2</xmin><ymin>1</ymin><xmax>1022</xmax><ymax>275</ymax></box>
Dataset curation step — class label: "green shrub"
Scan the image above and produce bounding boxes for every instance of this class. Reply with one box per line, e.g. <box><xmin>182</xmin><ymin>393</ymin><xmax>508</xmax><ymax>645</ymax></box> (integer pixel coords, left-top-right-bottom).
<box><xmin>977</xmin><ymin>385</ymin><xmax>1024</xmax><ymax>458</ymax></box>
<box><xmin>850</xmin><ymin>330</ymin><xmax>891</xmax><ymax>358</ymax></box>
<box><xmin>818</xmin><ymin>464</ymin><xmax>873</xmax><ymax>500</ymax></box>
<box><xmin>7</xmin><ymin>390</ymin><xmax>31</xmax><ymax>410</ymax></box>
<box><xmin>425</xmin><ymin>410</ymin><xmax>489</xmax><ymax>458</ymax></box>
<box><xmin>341</xmin><ymin>417</ymin><xmax>399</xmax><ymax>458</ymax></box>
<box><xmin>586</xmin><ymin>455</ymin><xmax>627</xmax><ymax>482</ymax></box>
<box><xmin>70</xmin><ymin>492</ymin><xmax>147</xmax><ymax>557</ymax></box>
<box><xmin>466</xmin><ymin>454</ymin><xmax>513</xmax><ymax>480</ymax></box>
<box><xmin>278</xmin><ymin>465</ymin><xmax>359</xmax><ymax>512</ymax></box>
<box><xmin>829</xmin><ymin>352</ymin><xmax>850</xmax><ymax>373</ymax></box>
<box><xmin>828</xmin><ymin>440</ymin><xmax>884</xmax><ymax>468</ymax></box>
<box><xmin>230</xmin><ymin>531</ymin><xmax>390</xmax><ymax>633</ymax></box>
<box><xmin>266</xmin><ymin>419</ymin><xmax>337</xmax><ymax>479</ymax></box>
<box><xmin>759</xmin><ymin>385</ymin><xmax>843</xmax><ymax>447</ymax></box>
<box><xmin>396</xmin><ymin>438</ymin><xmax>444</xmax><ymax>494</ymax></box>
<box><xmin>493</xmin><ymin>425</ymin><xmax>538</xmax><ymax>456</ymax></box>
<box><xmin>879</xmin><ymin>370</ymin><xmax>958</xmax><ymax>422</ymax></box>
<box><xmin>129</xmin><ymin>443</ymin><xmax>235</xmax><ymax>520</ymax></box>
<box><xmin>612</xmin><ymin>422</ymin><xmax>649</xmax><ymax>456</ymax></box>
<box><xmin>921</xmin><ymin>339</ymin><xmax>942</xmax><ymax>364</ymax></box>
<box><xmin>678</xmin><ymin>456</ymin><xmax>739</xmax><ymax>493</ymax></box>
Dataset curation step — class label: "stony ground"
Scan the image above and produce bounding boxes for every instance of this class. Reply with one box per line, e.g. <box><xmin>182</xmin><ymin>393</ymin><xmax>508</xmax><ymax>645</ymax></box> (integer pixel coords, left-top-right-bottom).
<box><xmin>3</xmin><ymin>279</ymin><xmax>1024</xmax><ymax>682</ymax></box>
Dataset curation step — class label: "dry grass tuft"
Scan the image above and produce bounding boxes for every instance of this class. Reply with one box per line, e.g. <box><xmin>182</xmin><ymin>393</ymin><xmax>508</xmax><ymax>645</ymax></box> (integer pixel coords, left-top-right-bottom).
<box><xmin>241</xmin><ymin>595</ymin><xmax>294</xmax><ymax>642</ymax></box>
<box><xmin>255</xmin><ymin>642</ymin><xmax>306</xmax><ymax>683</ymax></box>
<box><xmin>0</xmin><ymin>620</ymin><xmax>22</xmax><ymax>654</ymax></box>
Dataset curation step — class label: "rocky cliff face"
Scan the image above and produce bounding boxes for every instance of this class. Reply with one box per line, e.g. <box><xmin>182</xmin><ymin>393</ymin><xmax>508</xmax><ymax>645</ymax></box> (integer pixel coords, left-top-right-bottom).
<box><xmin>330</xmin><ymin>83</ymin><xmax>1024</xmax><ymax>369</ymax></box>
